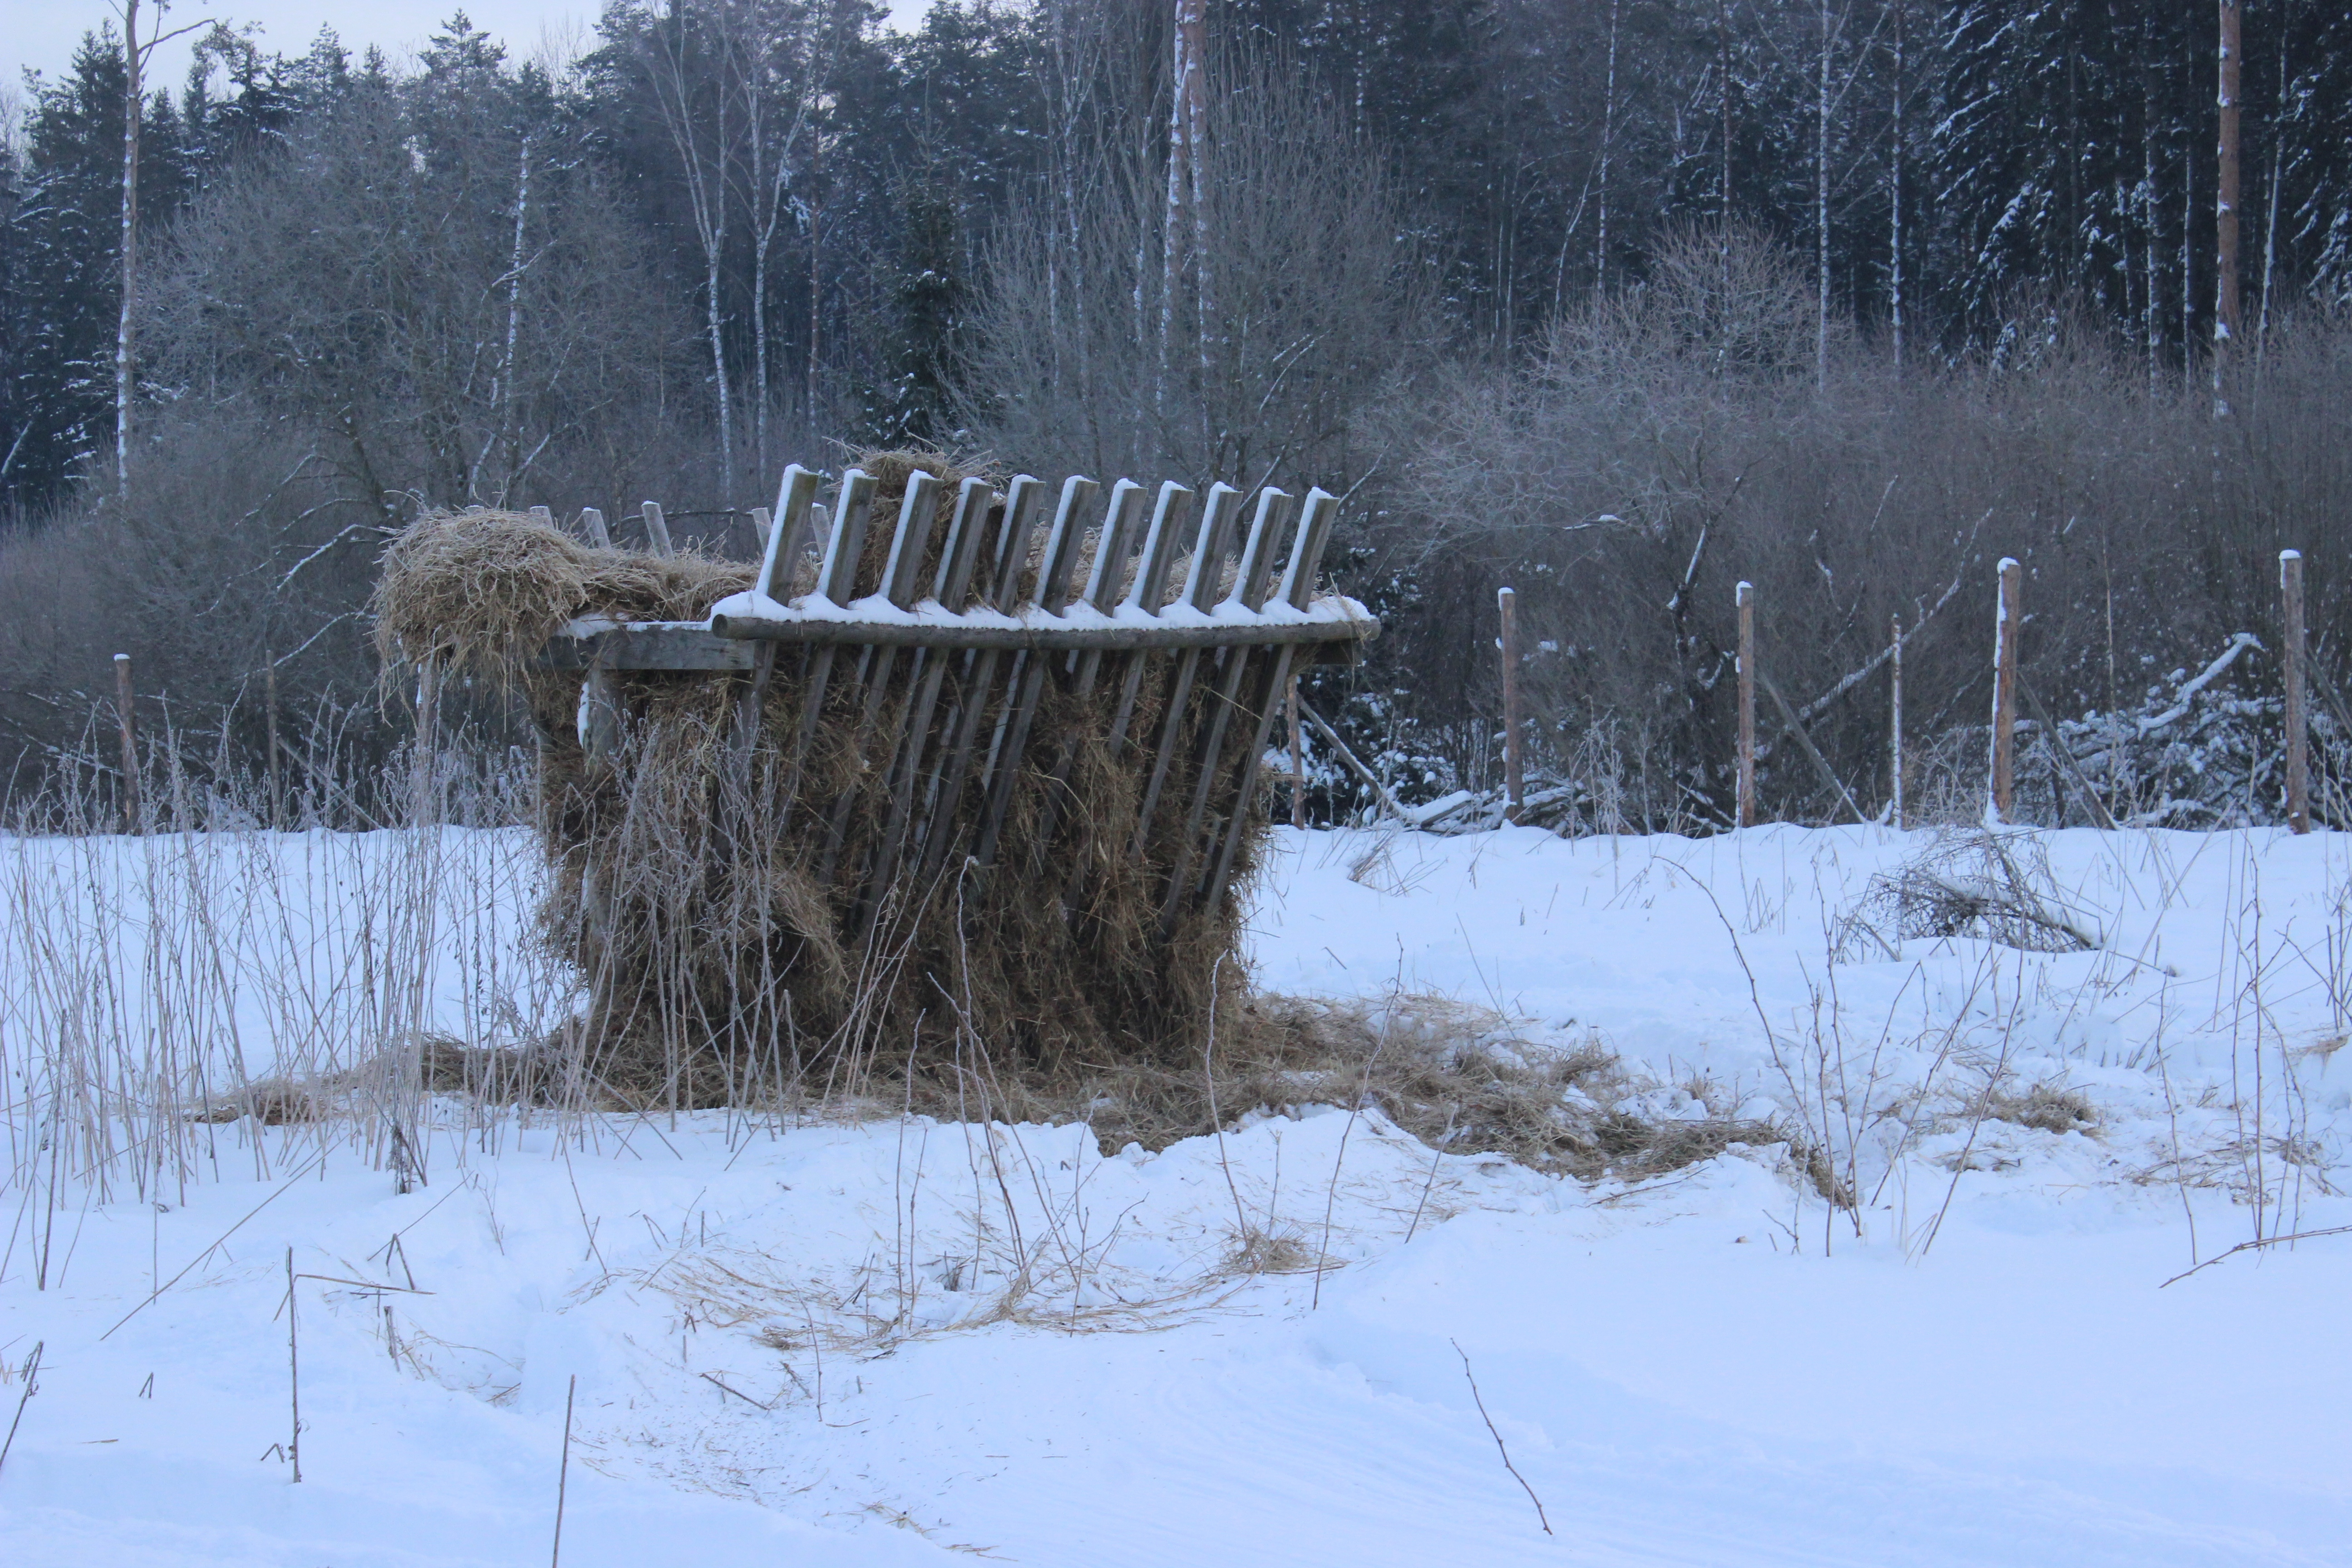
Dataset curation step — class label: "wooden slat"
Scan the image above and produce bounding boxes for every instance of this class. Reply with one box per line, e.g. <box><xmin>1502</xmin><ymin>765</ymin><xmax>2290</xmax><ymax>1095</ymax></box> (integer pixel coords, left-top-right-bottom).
<box><xmin>755</xmin><ymin>466</ymin><xmax>822</xmax><ymax>598</ymax></box>
<box><xmin>818</xmin><ymin>472</ymin><xmax>946</xmax><ymax>879</ymax></box>
<box><xmin>1197</xmin><ymin>487</ymin><xmax>1345</xmax><ymax>916</ymax></box>
<box><xmin>777</xmin><ymin>470</ymin><xmax>878</xmax><ymax>830</ymax></box>
<box><xmin>1020</xmin><ymin>480</ymin><xmax>1149</xmax><ymax>878</ymax></box>
<box><xmin>1129</xmin><ymin>483</ymin><xmax>1245</xmax><ymax>859</ymax></box>
<box><xmin>857</xmin><ymin>478</ymin><xmax>1001</xmax><ymax>931</ymax></box>
<box><xmin>911</xmin><ymin>476</ymin><xmax>1047</xmax><ymax>886</ymax></box>
<box><xmin>975</xmin><ymin>477</ymin><xmax>1100</xmax><ymax>867</ymax></box>
<box><xmin>642</xmin><ymin>500</ymin><xmax>674</xmax><ymax>557</ymax></box>
<box><xmin>1102</xmin><ymin>482</ymin><xmax>1196</xmax><ymax>751</ymax></box>
<box><xmin>1157</xmin><ymin>488</ymin><xmax>1294</xmax><ymax>925</ymax></box>
<box><xmin>736</xmin><ymin>466</ymin><xmax>824</xmax><ymax>754</ymax></box>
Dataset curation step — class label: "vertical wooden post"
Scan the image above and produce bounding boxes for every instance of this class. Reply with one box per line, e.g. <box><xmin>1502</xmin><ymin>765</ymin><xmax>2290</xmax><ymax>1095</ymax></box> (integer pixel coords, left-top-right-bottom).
<box><xmin>2282</xmin><ymin>548</ymin><xmax>2309</xmax><ymax>833</ymax></box>
<box><xmin>1498</xmin><ymin>585</ymin><xmax>1523</xmax><ymax>823</ymax></box>
<box><xmin>578</xmin><ymin>507</ymin><xmax>612</xmax><ymax>549</ymax></box>
<box><xmin>1888</xmin><ymin>615</ymin><xmax>1905</xmax><ymax>829</ymax></box>
<box><xmin>1288</xmin><ymin>672</ymin><xmax>1305</xmax><ymax>829</ymax></box>
<box><xmin>1991</xmin><ymin>556</ymin><xmax>2021</xmax><ymax>823</ymax></box>
<box><xmin>1735</xmin><ymin>581</ymin><xmax>1756</xmax><ymax>828</ymax></box>
<box><xmin>641</xmin><ymin>501</ymin><xmax>674</xmax><ymax>557</ymax></box>
<box><xmin>114</xmin><ymin>652</ymin><xmax>141</xmax><ymax>833</ymax></box>
<box><xmin>265</xmin><ymin>655</ymin><xmax>283</xmax><ymax>831</ymax></box>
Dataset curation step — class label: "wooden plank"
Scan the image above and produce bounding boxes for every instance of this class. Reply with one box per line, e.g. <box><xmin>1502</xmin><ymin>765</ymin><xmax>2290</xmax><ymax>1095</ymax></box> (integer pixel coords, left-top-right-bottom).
<box><xmin>975</xmin><ymin>476</ymin><xmax>1101</xmax><ymax>867</ymax></box>
<box><xmin>1021</xmin><ymin>480</ymin><xmax>1150</xmax><ymax>879</ymax></box>
<box><xmin>755</xmin><ymin>466</ymin><xmax>823</xmax><ymax>599</ymax></box>
<box><xmin>1288</xmin><ymin>671</ymin><xmax>1305</xmax><ymax>828</ymax></box>
<box><xmin>818</xmin><ymin>471</ymin><xmax>947</xmax><ymax>879</ymax></box>
<box><xmin>857</xmin><ymin>478</ymin><xmax>1001</xmax><ymax>931</ymax></box>
<box><xmin>707</xmin><ymin>613</ymin><xmax>1373</xmax><ymax>653</ymax></box>
<box><xmin>1198</xmin><ymin>488</ymin><xmax>1345</xmax><ymax>913</ymax></box>
<box><xmin>1157</xmin><ymin>488</ymin><xmax>1294</xmax><ymax>922</ymax></box>
<box><xmin>642</xmin><ymin>500</ymin><xmax>674</xmax><ymax>557</ymax></box>
<box><xmin>1103</xmin><ymin>482</ymin><xmax>1197</xmax><ymax>751</ymax></box>
<box><xmin>1130</xmin><ymin>483</ymin><xmax>1245</xmax><ymax>860</ymax></box>
<box><xmin>1756</xmin><ymin>665</ymin><xmax>1869</xmax><ymax>826</ymax></box>
<box><xmin>911</xmin><ymin>476</ymin><xmax>1047</xmax><ymax>887</ymax></box>
<box><xmin>778</xmin><ymin>470</ymin><xmax>878</xmax><ymax>831</ymax></box>
<box><xmin>539</xmin><ymin>628</ymin><xmax>757</xmax><ymax>671</ymax></box>
<box><xmin>736</xmin><ymin>466</ymin><xmax>824</xmax><ymax>755</ymax></box>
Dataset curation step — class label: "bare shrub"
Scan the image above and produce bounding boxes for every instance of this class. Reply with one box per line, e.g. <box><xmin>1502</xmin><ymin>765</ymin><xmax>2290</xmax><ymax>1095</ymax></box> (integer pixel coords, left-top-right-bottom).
<box><xmin>960</xmin><ymin>45</ymin><xmax>1434</xmax><ymax>491</ymax></box>
<box><xmin>1837</xmin><ymin>829</ymin><xmax>2101</xmax><ymax>960</ymax></box>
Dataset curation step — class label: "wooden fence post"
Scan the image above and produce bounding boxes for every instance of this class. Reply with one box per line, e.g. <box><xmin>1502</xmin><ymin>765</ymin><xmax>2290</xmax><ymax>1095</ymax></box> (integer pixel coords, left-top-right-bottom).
<box><xmin>1736</xmin><ymin>580</ymin><xmax>1756</xmax><ymax>828</ymax></box>
<box><xmin>1498</xmin><ymin>585</ymin><xmax>1523</xmax><ymax>823</ymax></box>
<box><xmin>1991</xmin><ymin>557</ymin><xmax>2021</xmax><ymax>823</ymax></box>
<box><xmin>1889</xmin><ymin>614</ymin><xmax>1904</xmax><ymax>829</ymax></box>
<box><xmin>2283</xmin><ymin>548</ymin><xmax>2309</xmax><ymax>833</ymax></box>
<box><xmin>265</xmin><ymin>655</ymin><xmax>283</xmax><ymax>830</ymax></box>
<box><xmin>114</xmin><ymin>653</ymin><xmax>141</xmax><ymax>833</ymax></box>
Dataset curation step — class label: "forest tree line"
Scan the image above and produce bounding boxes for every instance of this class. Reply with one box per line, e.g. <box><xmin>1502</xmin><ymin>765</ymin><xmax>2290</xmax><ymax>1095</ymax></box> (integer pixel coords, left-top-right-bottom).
<box><xmin>3</xmin><ymin>0</ymin><xmax>2351</xmax><ymax>828</ymax></box>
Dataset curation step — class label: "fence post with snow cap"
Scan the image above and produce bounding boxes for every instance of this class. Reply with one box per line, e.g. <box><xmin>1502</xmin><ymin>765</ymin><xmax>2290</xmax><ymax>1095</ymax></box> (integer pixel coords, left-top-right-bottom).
<box><xmin>2282</xmin><ymin>549</ymin><xmax>2309</xmax><ymax>833</ymax></box>
<box><xmin>1889</xmin><ymin>614</ymin><xmax>1904</xmax><ymax>828</ymax></box>
<box><xmin>113</xmin><ymin>652</ymin><xmax>140</xmax><ymax>833</ymax></box>
<box><xmin>1736</xmin><ymin>581</ymin><xmax>1756</xmax><ymax>828</ymax></box>
<box><xmin>1991</xmin><ymin>557</ymin><xmax>2020</xmax><ymax>823</ymax></box>
<box><xmin>1499</xmin><ymin>585</ymin><xmax>1523</xmax><ymax>823</ymax></box>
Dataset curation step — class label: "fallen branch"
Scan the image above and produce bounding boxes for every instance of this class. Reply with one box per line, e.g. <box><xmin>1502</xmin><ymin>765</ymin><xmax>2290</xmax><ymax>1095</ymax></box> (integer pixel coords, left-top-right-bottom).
<box><xmin>1452</xmin><ymin>1339</ymin><xmax>1552</xmax><ymax>1536</ymax></box>
<box><xmin>1756</xmin><ymin>666</ymin><xmax>1869</xmax><ymax>825</ymax></box>
<box><xmin>2160</xmin><ymin>1223</ymin><xmax>2352</xmax><ymax>1288</ymax></box>
<box><xmin>1295</xmin><ymin>698</ymin><xmax>1411</xmax><ymax>823</ymax></box>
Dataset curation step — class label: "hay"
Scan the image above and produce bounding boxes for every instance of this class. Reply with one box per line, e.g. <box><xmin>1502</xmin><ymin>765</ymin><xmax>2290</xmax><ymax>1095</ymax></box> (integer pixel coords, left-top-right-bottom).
<box><xmin>371</xmin><ymin>507</ymin><xmax>755</xmax><ymax>681</ymax></box>
<box><xmin>374</xmin><ymin>459</ymin><xmax>1271</xmax><ymax>1110</ymax></box>
<box><xmin>917</xmin><ymin>990</ymin><xmax>1790</xmax><ymax>1176</ymax></box>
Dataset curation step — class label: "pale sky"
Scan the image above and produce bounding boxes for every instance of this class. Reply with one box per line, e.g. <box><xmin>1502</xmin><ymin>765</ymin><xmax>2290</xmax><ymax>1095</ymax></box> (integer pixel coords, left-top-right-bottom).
<box><xmin>6</xmin><ymin>0</ymin><xmax>935</xmax><ymax>99</ymax></box>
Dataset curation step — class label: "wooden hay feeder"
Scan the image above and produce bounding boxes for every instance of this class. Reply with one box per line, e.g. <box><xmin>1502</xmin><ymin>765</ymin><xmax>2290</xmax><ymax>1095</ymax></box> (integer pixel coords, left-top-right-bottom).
<box><xmin>529</xmin><ymin>462</ymin><xmax>1377</xmax><ymax>1073</ymax></box>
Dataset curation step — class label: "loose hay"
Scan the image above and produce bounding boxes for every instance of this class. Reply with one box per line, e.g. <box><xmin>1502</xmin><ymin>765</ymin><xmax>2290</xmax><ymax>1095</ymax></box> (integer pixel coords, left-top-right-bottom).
<box><xmin>374</xmin><ymin>459</ymin><xmax>1269</xmax><ymax>1111</ymax></box>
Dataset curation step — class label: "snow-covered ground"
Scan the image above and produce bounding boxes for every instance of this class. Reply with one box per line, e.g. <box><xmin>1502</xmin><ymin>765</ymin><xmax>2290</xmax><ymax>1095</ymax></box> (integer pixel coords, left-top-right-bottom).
<box><xmin>5</xmin><ymin>824</ymin><xmax>2349</xmax><ymax>1565</ymax></box>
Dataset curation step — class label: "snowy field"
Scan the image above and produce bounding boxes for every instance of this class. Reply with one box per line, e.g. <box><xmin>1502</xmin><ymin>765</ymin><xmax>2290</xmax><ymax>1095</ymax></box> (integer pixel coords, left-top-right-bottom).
<box><xmin>4</xmin><ymin>823</ymin><xmax>2350</xmax><ymax>1565</ymax></box>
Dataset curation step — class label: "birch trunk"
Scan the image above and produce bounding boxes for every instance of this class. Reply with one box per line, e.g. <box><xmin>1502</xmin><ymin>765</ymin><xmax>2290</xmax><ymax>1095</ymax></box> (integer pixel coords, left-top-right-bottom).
<box><xmin>115</xmin><ymin>0</ymin><xmax>142</xmax><ymax>495</ymax></box>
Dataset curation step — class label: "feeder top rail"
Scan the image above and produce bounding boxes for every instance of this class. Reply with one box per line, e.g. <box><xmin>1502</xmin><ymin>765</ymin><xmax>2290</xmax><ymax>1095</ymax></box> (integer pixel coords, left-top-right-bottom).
<box><xmin>536</xmin><ymin>464</ymin><xmax>1377</xmax><ymax>671</ymax></box>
